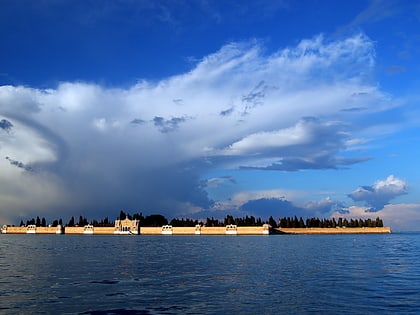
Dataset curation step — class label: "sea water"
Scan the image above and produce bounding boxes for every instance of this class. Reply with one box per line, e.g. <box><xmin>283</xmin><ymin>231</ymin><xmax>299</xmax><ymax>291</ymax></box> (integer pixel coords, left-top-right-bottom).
<box><xmin>0</xmin><ymin>233</ymin><xmax>419</xmax><ymax>314</ymax></box>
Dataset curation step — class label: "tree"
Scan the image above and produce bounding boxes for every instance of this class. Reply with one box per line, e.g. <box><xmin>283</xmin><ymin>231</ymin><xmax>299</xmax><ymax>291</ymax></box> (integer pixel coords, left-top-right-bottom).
<box><xmin>224</xmin><ymin>215</ymin><xmax>234</xmax><ymax>225</ymax></box>
<box><xmin>206</xmin><ymin>217</ymin><xmax>221</xmax><ymax>227</ymax></box>
<box><xmin>268</xmin><ymin>216</ymin><xmax>278</xmax><ymax>228</ymax></box>
<box><xmin>68</xmin><ymin>216</ymin><xmax>75</xmax><ymax>227</ymax></box>
<box><xmin>143</xmin><ymin>214</ymin><xmax>168</xmax><ymax>227</ymax></box>
<box><xmin>26</xmin><ymin>218</ymin><xmax>35</xmax><ymax>226</ymax></box>
<box><xmin>133</xmin><ymin>212</ymin><xmax>144</xmax><ymax>221</ymax></box>
<box><xmin>299</xmin><ymin>217</ymin><xmax>305</xmax><ymax>228</ymax></box>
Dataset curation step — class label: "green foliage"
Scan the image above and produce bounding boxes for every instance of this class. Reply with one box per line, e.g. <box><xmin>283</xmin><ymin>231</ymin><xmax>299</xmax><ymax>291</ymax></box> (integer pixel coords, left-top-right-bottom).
<box><xmin>142</xmin><ymin>214</ymin><xmax>168</xmax><ymax>227</ymax></box>
<box><xmin>68</xmin><ymin>216</ymin><xmax>75</xmax><ymax>227</ymax></box>
<box><xmin>280</xmin><ymin>216</ymin><xmax>386</xmax><ymax>228</ymax></box>
<box><xmin>206</xmin><ymin>217</ymin><xmax>222</xmax><ymax>227</ymax></box>
<box><xmin>170</xmin><ymin>218</ymin><xmax>202</xmax><ymax>227</ymax></box>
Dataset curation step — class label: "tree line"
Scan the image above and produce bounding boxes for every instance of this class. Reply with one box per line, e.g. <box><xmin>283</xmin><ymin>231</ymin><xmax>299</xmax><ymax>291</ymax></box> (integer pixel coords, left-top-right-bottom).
<box><xmin>21</xmin><ymin>216</ymin><xmax>63</xmax><ymax>227</ymax></box>
<box><xmin>18</xmin><ymin>211</ymin><xmax>384</xmax><ymax>229</ymax></box>
<box><xmin>278</xmin><ymin>216</ymin><xmax>384</xmax><ymax>228</ymax></box>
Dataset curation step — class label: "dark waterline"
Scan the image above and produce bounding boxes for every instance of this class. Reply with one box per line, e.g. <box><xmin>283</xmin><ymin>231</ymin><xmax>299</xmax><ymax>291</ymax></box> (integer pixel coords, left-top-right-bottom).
<box><xmin>0</xmin><ymin>233</ymin><xmax>419</xmax><ymax>314</ymax></box>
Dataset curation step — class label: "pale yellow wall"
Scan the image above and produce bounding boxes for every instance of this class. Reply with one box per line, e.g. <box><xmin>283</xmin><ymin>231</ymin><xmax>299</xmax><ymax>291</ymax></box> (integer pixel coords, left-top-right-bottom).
<box><xmin>172</xmin><ymin>227</ymin><xmax>197</xmax><ymax>234</ymax></box>
<box><xmin>276</xmin><ymin>227</ymin><xmax>391</xmax><ymax>234</ymax></box>
<box><xmin>3</xmin><ymin>226</ymin><xmax>26</xmax><ymax>234</ymax></box>
<box><xmin>4</xmin><ymin>226</ymin><xmax>61</xmax><ymax>234</ymax></box>
<box><xmin>92</xmin><ymin>227</ymin><xmax>115</xmax><ymax>234</ymax></box>
<box><xmin>139</xmin><ymin>227</ymin><xmax>162</xmax><ymax>235</ymax></box>
<box><xmin>237</xmin><ymin>226</ymin><xmax>265</xmax><ymax>235</ymax></box>
<box><xmin>64</xmin><ymin>227</ymin><xmax>85</xmax><ymax>234</ymax></box>
<box><xmin>34</xmin><ymin>227</ymin><xmax>61</xmax><ymax>234</ymax></box>
<box><xmin>200</xmin><ymin>227</ymin><xmax>226</xmax><ymax>235</ymax></box>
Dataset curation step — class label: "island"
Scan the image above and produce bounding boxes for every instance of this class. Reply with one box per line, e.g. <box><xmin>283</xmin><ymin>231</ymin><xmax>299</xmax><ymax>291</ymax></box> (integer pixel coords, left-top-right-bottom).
<box><xmin>1</xmin><ymin>211</ymin><xmax>391</xmax><ymax>235</ymax></box>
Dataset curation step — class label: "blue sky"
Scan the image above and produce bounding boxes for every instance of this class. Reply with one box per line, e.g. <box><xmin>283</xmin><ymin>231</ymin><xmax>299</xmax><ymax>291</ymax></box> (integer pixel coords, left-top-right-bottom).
<box><xmin>1</xmin><ymin>0</ymin><xmax>420</xmax><ymax>231</ymax></box>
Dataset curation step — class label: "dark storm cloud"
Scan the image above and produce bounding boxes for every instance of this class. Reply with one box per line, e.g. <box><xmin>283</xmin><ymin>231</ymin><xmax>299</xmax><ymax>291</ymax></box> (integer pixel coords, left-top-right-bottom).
<box><xmin>5</xmin><ymin>156</ymin><xmax>33</xmax><ymax>172</ymax></box>
<box><xmin>240</xmin><ymin>197</ymin><xmax>304</xmax><ymax>218</ymax></box>
<box><xmin>241</xmin><ymin>80</ymin><xmax>267</xmax><ymax>115</ymax></box>
<box><xmin>241</xmin><ymin>156</ymin><xmax>371</xmax><ymax>171</ymax></box>
<box><xmin>238</xmin><ymin>196</ymin><xmax>347</xmax><ymax>219</ymax></box>
<box><xmin>130</xmin><ymin>118</ymin><xmax>146</xmax><ymax>125</ymax></box>
<box><xmin>220</xmin><ymin>107</ymin><xmax>234</xmax><ymax>116</ymax></box>
<box><xmin>0</xmin><ymin>119</ymin><xmax>13</xmax><ymax>132</ymax></box>
<box><xmin>340</xmin><ymin>107</ymin><xmax>367</xmax><ymax>112</ymax></box>
<box><xmin>153</xmin><ymin>116</ymin><xmax>186</xmax><ymax>133</ymax></box>
<box><xmin>172</xmin><ymin>99</ymin><xmax>183</xmax><ymax>105</ymax></box>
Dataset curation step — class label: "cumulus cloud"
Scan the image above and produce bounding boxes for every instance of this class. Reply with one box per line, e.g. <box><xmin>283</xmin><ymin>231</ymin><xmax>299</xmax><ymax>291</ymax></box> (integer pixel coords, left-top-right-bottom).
<box><xmin>348</xmin><ymin>175</ymin><xmax>408</xmax><ymax>211</ymax></box>
<box><xmin>0</xmin><ymin>34</ymin><xmax>393</xmax><ymax>223</ymax></box>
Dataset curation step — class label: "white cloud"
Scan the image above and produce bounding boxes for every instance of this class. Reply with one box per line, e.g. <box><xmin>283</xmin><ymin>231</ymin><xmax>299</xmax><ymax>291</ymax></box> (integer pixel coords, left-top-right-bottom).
<box><xmin>348</xmin><ymin>175</ymin><xmax>408</xmax><ymax>210</ymax></box>
<box><xmin>0</xmin><ymin>34</ymin><xmax>397</xmax><ymax>223</ymax></box>
<box><xmin>221</xmin><ymin>119</ymin><xmax>315</xmax><ymax>156</ymax></box>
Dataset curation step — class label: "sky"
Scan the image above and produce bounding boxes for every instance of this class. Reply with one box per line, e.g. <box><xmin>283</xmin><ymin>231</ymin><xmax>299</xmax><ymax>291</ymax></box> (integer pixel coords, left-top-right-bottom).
<box><xmin>1</xmin><ymin>0</ymin><xmax>420</xmax><ymax>231</ymax></box>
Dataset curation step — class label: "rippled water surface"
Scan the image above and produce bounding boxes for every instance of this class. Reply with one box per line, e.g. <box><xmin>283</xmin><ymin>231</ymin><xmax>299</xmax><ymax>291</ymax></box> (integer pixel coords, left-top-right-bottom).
<box><xmin>0</xmin><ymin>233</ymin><xmax>419</xmax><ymax>314</ymax></box>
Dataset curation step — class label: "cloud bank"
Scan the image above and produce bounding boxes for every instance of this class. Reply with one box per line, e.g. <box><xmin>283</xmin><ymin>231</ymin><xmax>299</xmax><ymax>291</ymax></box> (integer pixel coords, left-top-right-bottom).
<box><xmin>0</xmin><ymin>34</ymin><xmax>394</xmax><ymax>223</ymax></box>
